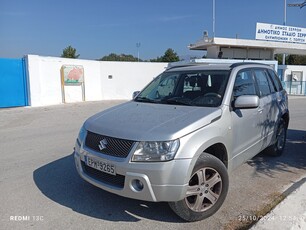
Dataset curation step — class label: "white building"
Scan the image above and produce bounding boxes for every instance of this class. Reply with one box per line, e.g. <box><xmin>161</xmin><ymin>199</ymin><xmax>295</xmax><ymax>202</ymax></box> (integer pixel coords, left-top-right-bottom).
<box><xmin>189</xmin><ymin>37</ymin><xmax>306</xmax><ymax>60</ymax></box>
<box><xmin>188</xmin><ymin>33</ymin><xmax>306</xmax><ymax>95</ymax></box>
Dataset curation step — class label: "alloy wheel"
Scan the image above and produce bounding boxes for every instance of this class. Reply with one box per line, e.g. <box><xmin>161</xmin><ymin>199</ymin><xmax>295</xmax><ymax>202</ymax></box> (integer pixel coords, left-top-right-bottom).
<box><xmin>185</xmin><ymin>167</ymin><xmax>222</xmax><ymax>212</ymax></box>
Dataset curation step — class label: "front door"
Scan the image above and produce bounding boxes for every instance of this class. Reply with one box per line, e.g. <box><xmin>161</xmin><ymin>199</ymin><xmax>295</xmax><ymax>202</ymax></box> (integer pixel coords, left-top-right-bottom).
<box><xmin>230</xmin><ymin>69</ymin><xmax>263</xmax><ymax>168</ymax></box>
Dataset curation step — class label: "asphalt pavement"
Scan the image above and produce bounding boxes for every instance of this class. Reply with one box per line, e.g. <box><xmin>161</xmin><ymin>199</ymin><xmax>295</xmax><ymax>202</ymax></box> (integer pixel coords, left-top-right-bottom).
<box><xmin>0</xmin><ymin>97</ymin><xmax>305</xmax><ymax>230</ymax></box>
<box><xmin>251</xmin><ymin>97</ymin><xmax>306</xmax><ymax>230</ymax></box>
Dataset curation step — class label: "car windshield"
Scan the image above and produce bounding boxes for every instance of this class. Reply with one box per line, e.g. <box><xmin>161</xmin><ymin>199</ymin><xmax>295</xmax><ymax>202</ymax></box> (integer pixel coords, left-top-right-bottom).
<box><xmin>134</xmin><ymin>70</ymin><xmax>230</xmax><ymax>107</ymax></box>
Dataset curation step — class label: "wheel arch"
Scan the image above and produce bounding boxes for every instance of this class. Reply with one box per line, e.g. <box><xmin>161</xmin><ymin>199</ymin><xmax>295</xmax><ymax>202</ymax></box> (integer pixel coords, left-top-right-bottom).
<box><xmin>282</xmin><ymin>112</ymin><xmax>289</xmax><ymax>129</ymax></box>
<box><xmin>203</xmin><ymin>143</ymin><xmax>228</xmax><ymax>169</ymax></box>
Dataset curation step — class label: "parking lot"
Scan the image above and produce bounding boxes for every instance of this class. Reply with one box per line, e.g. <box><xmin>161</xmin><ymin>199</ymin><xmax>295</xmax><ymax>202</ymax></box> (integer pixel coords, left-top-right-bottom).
<box><xmin>0</xmin><ymin>97</ymin><xmax>305</xmax><ymax>230</ymax></box>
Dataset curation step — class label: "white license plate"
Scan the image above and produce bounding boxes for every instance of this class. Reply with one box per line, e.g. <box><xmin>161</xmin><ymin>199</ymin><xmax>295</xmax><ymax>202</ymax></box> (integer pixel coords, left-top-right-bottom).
<box><xmin>85</xmin><ymin>155</ymin><xmax>116</xmax><ymax>175</ymax></box>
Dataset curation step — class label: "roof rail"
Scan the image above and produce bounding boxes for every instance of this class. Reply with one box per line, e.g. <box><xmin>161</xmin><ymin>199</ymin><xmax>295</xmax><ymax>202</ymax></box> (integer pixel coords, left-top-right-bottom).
<box><xmin>166</xmin><ymin>59</ymin><xmax>275</xmax><ymax>71</ymax></box>
<box><xmin>166</xmin><ymin>59</ymin><xmax>232</xmax><ymax>70</ymax></box>
<box><xmin>166</xmin><ymin>62</ymin><xmax>211</xmax><ymax>70</ymax></box>
<box><xmin>230</xmin><ymin>62</ymin><xmax>269</xmax><ymax>68</ymax></box>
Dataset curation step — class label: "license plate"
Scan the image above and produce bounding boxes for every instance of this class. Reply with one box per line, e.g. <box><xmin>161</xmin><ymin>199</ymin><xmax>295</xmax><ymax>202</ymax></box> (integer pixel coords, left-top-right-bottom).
<box><xmin>85</xmin><ymin>155</ymin><xmax>116</xmax><ymax>175</ymax></box>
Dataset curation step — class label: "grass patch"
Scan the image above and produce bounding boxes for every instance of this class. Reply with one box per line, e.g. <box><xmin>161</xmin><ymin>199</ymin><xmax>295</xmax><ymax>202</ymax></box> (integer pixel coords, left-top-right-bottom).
<box><xmin>253</xmin><ymin>192</ymin><xmax>285</xmax><ymax>219</ymax></box>
<box><xmin>224</xmin><ymin>192</ymin><xmax>286</xmax><ymax>230</ymax></box>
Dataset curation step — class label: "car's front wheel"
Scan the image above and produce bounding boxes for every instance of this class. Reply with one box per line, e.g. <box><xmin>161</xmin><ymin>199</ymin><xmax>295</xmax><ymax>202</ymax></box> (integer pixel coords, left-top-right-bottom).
<box><xmin>169</xmin><ymin>153</ymin><xmax>229</xmax><ymax>222</ymax></box>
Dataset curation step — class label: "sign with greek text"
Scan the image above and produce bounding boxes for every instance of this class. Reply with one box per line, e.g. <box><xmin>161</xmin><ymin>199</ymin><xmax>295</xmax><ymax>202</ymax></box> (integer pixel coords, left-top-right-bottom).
<box><xmin>255</xmin><ymin>22</ymin><xmax>306</xmax><ymax>44</ymax></box>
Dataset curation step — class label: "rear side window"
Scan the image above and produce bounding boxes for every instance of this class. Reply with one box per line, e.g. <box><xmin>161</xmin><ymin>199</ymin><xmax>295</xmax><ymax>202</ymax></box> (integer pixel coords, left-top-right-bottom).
<box><xmin>254</xmin><ymin>69</ymin><xmax>271</xmax><ymax>97</ymax></box>
<box><xmin>233</xmin><ymin>70</ymin><xmax>256</xmax><ymax>97</ymax></box>
<box><xmin>265</xmin><ymin>70</ymin><xmax>276</xmax><ymax>93</ymax></box>
<box><xmin>267</xmin><ymin>69</ymin><xmax>283</xmax><ymax>91</ymax></box>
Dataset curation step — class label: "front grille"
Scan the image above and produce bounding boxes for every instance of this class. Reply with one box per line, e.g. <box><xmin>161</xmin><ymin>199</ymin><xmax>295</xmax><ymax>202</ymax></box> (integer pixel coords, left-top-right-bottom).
<box><xmin>81</xmin><ymin>161</ymin><xmax>125</xmax><ymax>188</ymax></box>
<box><xmin>85</xmin><ymin>131</ymin><xmax>135</xmax><ymax>158</ymax></box>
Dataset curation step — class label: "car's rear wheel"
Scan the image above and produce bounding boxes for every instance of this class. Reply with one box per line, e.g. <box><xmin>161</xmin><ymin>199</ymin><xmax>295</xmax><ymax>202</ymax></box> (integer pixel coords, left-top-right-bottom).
<box><xmin>266</xmin><ymin>118</ymin><xmax>287</xmax><ymax>156</ymax></box>
<box><xmin>169</xmin><ymin>153</ymin><xmax>229</xmax><ymax>222</ymax></box>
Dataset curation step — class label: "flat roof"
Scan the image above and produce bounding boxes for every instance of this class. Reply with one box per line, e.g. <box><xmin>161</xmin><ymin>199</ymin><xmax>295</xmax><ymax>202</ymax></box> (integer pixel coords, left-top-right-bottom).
<box><xmin>189</xmin><ymin>37</ymin><xmax>306</xmax><ymax>55</ymax></box>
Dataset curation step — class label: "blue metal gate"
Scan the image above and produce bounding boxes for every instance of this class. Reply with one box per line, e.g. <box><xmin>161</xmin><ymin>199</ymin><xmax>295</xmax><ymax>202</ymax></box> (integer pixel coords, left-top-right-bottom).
<box><xmin>0</xmin><ymin>58</ymin><xmax>28</xmax><ymax>108</ymax></box>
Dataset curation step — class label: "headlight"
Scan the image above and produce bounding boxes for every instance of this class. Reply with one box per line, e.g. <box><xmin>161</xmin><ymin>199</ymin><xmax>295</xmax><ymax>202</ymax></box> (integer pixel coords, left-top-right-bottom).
<box><xmin>77</xmin><ymin>125</ymin><xmax>87</xmax><ymax>145</ymax></box>
<box><xmin>132</xmin><ymin>140</ymin><xmax>180</xmax><ymax>162</ymax></box>
<box><xmin>75</xmin><ymin>125</ymin><xmax>86</xmax><ymax>153</ymax></box>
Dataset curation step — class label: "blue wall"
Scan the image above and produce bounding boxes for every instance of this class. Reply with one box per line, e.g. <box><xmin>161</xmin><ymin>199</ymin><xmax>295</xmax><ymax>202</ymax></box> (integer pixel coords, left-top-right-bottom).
<box><xmin>0</xmin><ymin>58</ymin><xmax>28</xmax><ymax>108</ymax></box>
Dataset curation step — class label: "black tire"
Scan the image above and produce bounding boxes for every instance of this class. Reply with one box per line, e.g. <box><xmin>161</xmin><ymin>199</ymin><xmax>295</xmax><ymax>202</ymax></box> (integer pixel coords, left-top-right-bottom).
<box><xmin>265</xmin><ymin>118</ymin><xmax>287</xmax><ymax>157</ymax></box>
<box><xmin>168</xmin><ymin>153</ymin><xmax>229</xmax><ymax>222</ymax></box>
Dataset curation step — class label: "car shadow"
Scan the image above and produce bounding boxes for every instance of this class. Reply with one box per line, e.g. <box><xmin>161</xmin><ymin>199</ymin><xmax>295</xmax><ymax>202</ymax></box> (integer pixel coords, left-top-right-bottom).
<box><xmin>33</xmin><ymin>154</ymin><xmax>183</xmax><ymax>223</ymax></box>
<box><xmin>247</xmin><ymin>129</ymin><xmax>306</xmax><ymax>177</ymax></box>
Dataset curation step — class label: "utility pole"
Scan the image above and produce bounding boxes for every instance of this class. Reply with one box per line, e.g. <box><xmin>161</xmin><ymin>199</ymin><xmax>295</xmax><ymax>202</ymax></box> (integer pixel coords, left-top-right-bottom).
<box><xmin>136</xmin><ymin>42</ymin><xmax>141</xmax><ymax>62</ymax></box>
<box><xmin>282</xmin><ymin>0</ymin><xmax>287</xmax><ymax>65</ymax></box>
<box><xmin>213</xmin><ymin>0</ymin><xmax>216</xmax><ymax>38</ymax></box>
<box><xmin>284</xmin><ymin>0</ymin><xmax>306</xmax><ymax>65</ymax></box>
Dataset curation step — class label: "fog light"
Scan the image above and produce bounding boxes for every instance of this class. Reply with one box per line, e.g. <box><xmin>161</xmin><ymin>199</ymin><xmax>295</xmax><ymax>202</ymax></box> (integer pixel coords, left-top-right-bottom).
<box><xmin>131</xmin><ymin>179</ymin><xmax>144</xmax><ymax>192</ymax></box>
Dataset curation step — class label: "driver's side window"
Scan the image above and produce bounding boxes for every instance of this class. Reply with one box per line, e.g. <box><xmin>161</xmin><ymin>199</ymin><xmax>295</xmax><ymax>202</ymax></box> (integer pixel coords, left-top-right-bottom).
<box><xmin>233</xmin><ymin>70</ymin><xmax>256</xmax><ymax>97</ymax></box>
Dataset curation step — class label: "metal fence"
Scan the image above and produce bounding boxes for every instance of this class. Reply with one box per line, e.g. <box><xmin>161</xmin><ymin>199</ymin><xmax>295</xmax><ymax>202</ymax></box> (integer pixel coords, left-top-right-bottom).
<box><xmin>283</xmin><ymin>81</ymin><xmax>306</xmax><ymax>96</ymax></box>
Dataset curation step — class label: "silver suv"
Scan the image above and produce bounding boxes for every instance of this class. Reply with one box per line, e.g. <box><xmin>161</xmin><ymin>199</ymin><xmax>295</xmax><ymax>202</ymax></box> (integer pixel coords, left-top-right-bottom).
<box><xmin>74</xmin><ymin>63</ymin><xmax>289</xmax><ymax>221</ymax></box>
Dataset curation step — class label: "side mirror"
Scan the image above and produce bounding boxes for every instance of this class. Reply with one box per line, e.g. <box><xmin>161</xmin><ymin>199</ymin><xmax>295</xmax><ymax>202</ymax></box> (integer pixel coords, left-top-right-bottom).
<box><xmin>132</xmin><ymin>91</ymin><xmax>140</xmax><ymax>99</ymax></box>
<box><xmin>234</xmin><ymin>95</ymin><xmax>259</xmax><ymax>109</ymax></box>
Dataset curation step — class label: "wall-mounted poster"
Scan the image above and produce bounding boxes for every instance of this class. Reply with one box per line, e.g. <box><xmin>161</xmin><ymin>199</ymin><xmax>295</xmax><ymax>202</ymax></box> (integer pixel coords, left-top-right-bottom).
<box><xmin>62</xmin><ymin>65</ymin><xmax>84</xmax><ymax>84</ymax></box>
<box><xmin>61</xmin><ymin>65</ymin><xmax>85</xmax><ymax>103</ymax></box>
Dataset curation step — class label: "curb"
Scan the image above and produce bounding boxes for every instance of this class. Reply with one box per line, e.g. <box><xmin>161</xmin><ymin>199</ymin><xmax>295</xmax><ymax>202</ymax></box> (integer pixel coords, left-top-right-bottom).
<box><xmin>251</xmin><ymin>177</ymin><xmax>306</xmax><ymax>230</ymax></box>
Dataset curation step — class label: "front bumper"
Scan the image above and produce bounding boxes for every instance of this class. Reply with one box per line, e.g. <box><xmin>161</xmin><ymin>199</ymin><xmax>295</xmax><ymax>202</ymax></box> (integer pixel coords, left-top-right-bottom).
<box><xmin>74</xmin><ymin>146</ymin><xmax>192</xmax><ymax>202</ymax></box>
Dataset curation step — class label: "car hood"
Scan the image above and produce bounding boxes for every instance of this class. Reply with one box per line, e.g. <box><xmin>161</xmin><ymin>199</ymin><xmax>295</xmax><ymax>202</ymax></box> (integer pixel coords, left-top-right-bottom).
<box><xmin>84</xmin><ymin>101</ymin><xmax>222</xmax><ymax>141</ymax></box>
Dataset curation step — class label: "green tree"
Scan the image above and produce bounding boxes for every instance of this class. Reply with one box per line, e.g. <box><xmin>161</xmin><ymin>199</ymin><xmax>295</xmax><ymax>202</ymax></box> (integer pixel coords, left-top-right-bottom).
<box><xmin>150</xmin><ymin>48</ymin><xmax>180</xmax><ymax>62</ymax></box>
<box><xmin>275</xmin><ymin>54</ymin><xmax>306</xmax><ymax>65</ymax></box>
<box><xmin>274</xmin><ymin>54</ymin><xmax>283</xmax><ymax>65</ymax></box>
<box><xmin>61</xmin><ymin>45</ymin><xmax>80</xmax><ymax>59</ymax></box>
<box><xmin>99</xmin><ymin>53</ymin><xmax>140</xmax><ymax>62</ymax></box>
<box><xmin>287</xmin><ymin>55</ymin><xmax>306</xmax><ymax>65</ymax></box>
<box><xmin>162</xmin><ymin>48</ymin><xmax>180</xmax><ymax>62</ymax></box>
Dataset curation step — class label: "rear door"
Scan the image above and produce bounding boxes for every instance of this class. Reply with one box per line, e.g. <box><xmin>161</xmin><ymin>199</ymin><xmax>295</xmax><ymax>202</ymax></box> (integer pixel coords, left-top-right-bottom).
<box><xmin>253</xmin><ymin>68</ymin><xmax>277</xmax><ymax>150</ymax></box>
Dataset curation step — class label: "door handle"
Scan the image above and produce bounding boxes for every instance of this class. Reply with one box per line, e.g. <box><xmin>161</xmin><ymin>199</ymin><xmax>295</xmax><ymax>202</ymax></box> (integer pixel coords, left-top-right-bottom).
<box><xmin>258</xmin><ymin>108</ymin><xmax>263</xmax><ymax>113</ymax></box>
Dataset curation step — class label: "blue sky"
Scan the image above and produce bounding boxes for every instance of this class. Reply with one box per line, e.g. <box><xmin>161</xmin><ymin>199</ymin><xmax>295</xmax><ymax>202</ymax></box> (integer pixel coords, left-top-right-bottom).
<box><xmin>0</xmin><ymin>0</ymin><xmax>305</xmax><ymax>60</ymax></box>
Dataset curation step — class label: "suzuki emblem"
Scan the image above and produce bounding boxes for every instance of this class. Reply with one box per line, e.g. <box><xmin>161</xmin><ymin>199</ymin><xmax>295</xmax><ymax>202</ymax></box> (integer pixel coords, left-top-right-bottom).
<box><xmin>98</xmin><ymin>138</ymin><xmax>108</xmax><ymax>150</ymax></box>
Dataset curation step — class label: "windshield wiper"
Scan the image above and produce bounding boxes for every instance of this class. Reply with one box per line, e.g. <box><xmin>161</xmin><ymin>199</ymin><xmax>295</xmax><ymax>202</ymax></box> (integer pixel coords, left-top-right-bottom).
<box><xmin>164</xmin><ymin>97</ymin><xmax>193</xmax><ymax>106</ymax></box>
<box><xmin>134</xmin><ymin>97</ymin><xmax>157</xmax><ymax>103</ymax></box>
